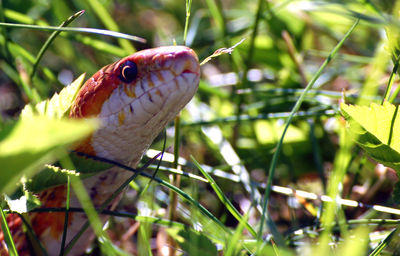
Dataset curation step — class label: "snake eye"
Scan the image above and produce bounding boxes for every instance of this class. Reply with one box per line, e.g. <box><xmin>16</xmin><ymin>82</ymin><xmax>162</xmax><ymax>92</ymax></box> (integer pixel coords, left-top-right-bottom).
<box><xmin>119</xmin><ymin>60</ymin><xmax>138</xmax><ymax>83</ymax></box>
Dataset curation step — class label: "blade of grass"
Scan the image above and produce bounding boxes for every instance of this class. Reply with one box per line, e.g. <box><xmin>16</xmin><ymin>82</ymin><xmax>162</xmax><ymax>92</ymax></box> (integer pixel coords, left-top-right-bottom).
<box><xmin>146</xmin><ymin>165</ymin><xmax>208</xmax><ymax>183</ymax></box>
<box><xmin>4</xmin><ymin>9</ymin><xmax>43</xmax><ymax>25</ymax></box>
<box><xmin>309</xmin><ymin>119</ymin><xmax>326</xmax><ymax>191</ymax></box>
<box><xmin>173</xmin><ymin>117</ymin><xmax>181</xmax><ymax>170</ymax></box>
<box><xmin>382</xmin><ymin>55</ymin><xmax>400</xmax><ymax>104</ymax></box>
<box><xmin>73</xmin><ymin>34</ymin><xmax>127</xmax><ymax>57</ymax></box>
<box><xmin>17</xmin><ymin>214</ymin><xmax>48</xmax><ymax>255</ymax></box>
<box><xmin>159</xmin><ymin>171</ymin><xmax>231</xmax><ymax>234</ymax></box>
<box><xmin>204</xmin><ymin>0</ymin><xmax>225</xmax><ymax>39</ymax></box>
<box><xmin>282</xmin><ymin>30</ymin><xmax>307</xmax><ymax>87</ymax></box>
<box><xmin>59</xmin><ymin>174</ymin><xmax>71</xmax><ymax>256</ymax></box>
<box><xmin>140</xmin><ymin>131</ymin><xmax>166</xmax><ymax>195</ymax></box>
<box><xmin>0</xmin><ymin>206</ymin><xmax>18</xmax><ymax>256</ymax></box>
<box><xmin>169</xmin><ymin>116</ymin><xmax>181</xmax><ymax>225</ymax></box>
<box><xmin>388</xmin><ymin>54</ymin><xmax>400</xmax><ymax>103</ymax></box>
<box><xmin>225</xmin><ymin>212</ymin><xmax>251</xmax><ymax>256</ymax></box>
<box><xmin>168</xmin><ymin>118</ymin><xmax>181</xmax><ymax>255</ymax></box>
<box><xmin>369</xmin><ymin>227</ymin><xmax>398</xmax><ymax>256</ymax></box>
<box><xmin>183</xmin><ymin>0</ymin><xmax>193</xmax><ymax>45</ymax></box>
<box><xmin>258</xmin><ymin>19</ymin><xmax>359</xmax><ymax>240</ymax></box>
<box><xmin>3</xmin><ymin>9</ymin><xmax>128</xmax><ymax>57</ymax></box>
<box><xmin>30</xmin><ymin>10</ymin><xmax>84</xmax><ymax>80</ymax></box>
<box><xmin>84</xmin><ymin>0</ymin><xmax>135</xmax><ymax>53</ymax></box>
<box><xmin>17</xmin><ymin>59</ymin><xmax>41</xmax><ymax>103</ymax></box>
<box><xmin>0</xmin><ymin>0</ymin><xmax>12</xmax><ymax>65</ymax></box>
<box><xmin>191</xmin><ymin>156</ymin><xmax>257</xmax><ymax>238</ymax></box>
<box><xmin>0</xmin><ymin>22</ymin><xmax>146</xmax><ymax>43</ymax></box>
<box><xmin>0</xmin><ymin>34</ymin><xmax>57</xmax><ymax>82</ymax></box>
<box><xmin>239</xmin><ymin>0</ymin><xmax>264</xmax><ymax>91</ymax></box>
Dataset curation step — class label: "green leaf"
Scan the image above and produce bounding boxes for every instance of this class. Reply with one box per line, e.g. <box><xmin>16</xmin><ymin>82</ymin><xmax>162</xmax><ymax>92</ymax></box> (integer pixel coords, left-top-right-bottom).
<box><xmin>4</xmin><ymin>191</ymin><xmax>41</xmax><ymax>214</ymax></box>
<box><xmin>12</xmin><ymin>73</ymin><xmax>113</xmax><ymax>194</ymax></box>
<box><xmin>20</xmin><ymin>73</ymin><xmax>85</xmax><ymax>119</ymax></box>
<box><xmin>341</xmin><ymin>102</ymin><xmax>400</xmax><ymax>172</ymax></box>
<box><xmin>0</xmin><ymin>116</ymin><xmax>98</xmax><ymax>194</ymax></box>
<box><xmin>24</xmin><ymin>164</ymin><xmax>83</xmax><ymax>194</ymax></box>
<box><xmin>167</xmin><ymin>228</ymin><xmax>217</xmax><ymax>256</ymax></box>
<box><xmin>24</xmin><ymin>151</ymin><xmax>113</xmax><ymax>194</ymax></box>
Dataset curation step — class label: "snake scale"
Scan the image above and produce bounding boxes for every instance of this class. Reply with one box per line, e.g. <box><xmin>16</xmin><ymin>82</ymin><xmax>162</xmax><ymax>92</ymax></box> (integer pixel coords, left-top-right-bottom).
<box><xmin>0</xmin><ymin>46</ymin><xmax>200</xmax><ymax>255</ymax></box>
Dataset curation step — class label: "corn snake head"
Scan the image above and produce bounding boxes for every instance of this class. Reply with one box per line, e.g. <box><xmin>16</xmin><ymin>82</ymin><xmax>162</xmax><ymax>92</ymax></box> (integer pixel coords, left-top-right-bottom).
<box><xmin>0</xmin><ymin>46</ymin><xmax>200</xmax><ymax>255</ymax></box>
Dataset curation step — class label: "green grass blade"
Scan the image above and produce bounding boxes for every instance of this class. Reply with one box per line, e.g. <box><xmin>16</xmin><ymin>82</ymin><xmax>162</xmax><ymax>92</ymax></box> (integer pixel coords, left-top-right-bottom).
<box><xmin>4</xmin><ymin>9</ymin><xmax>42</xmax><ymax>25</ymax></box>
<box><xmin>30</xmin><ymin>10</ymin><xmax>84</xmax><ymax>80</ymax></box>
<box><xmin>258</xmin><ymin>19</ymin><xmax>360</xmax><ymax>239</ymax></box>
<box><xmin>158</xmin><ymin>174</ymin><xmax>231</xmax><ymax>234</ymax></box>
<box><xmin>73</xmin><ymin>34</ymin><xmax>127</xmax><ymax>57</ymax></box>
<box><xmin>388</xmin><ymin>54</ymin><xmax>400</xmax><ymax>103</ymax></box>
<box><xmin>382</xmin><ymin>54</ymin><xmax>400</xmax><ymax>104</ymax></box>
<box><xmin>146</xmin><ymin>165</ymin><xmax>208</xmax><ymax>182</ymax></box>
<box><xmin>0</xmin><ymin>0</ymin><xmax>12</xmax><ymax>65</ymax></box>
<box><xmin>369</xmin><ymin>227</ymin><xmax>398</xmax><ymax>256</ymax></box>
<box><xmin>191</xmin><ymin>156</ymin><xmax>257</xmax><ymax>238</ymax></box>
<box><xmin>240</xmin><ymin>0</ymin><xmax>265</xmax><ymax>91</ymax></box>
<box><xmin>0</xmin><ymin>35</ymin><xmax>57</xmax><ymax>83</ymax></box>
<box><xmin>0</xmin><ymin>22</ymin><xmax>146</xmax><ymax>43</ymax></box>
<box><xmin>59</xmin><ymin>174</ymin><xmax>70</xmax><ymax>256</ymax></box>
<box><xmin>204</xmin><ymin>0</ymin><xmax>224</xmax><ymax>38</ymax></box>
<box><xmin>0</xmin><ymin>206</ymin><xmax>18</xmax><ymax>256</ymax></box>
<box><xmin>3</xmin><ymin>9</ymin><xmax>128</xmax><ymax>57</ymax></box>
<box><xmin>16</xmin><ymin>214</ymin><xmax>48</xmax><ymax>255</ymax></box>
<box><xmin>225</xmin><ymin>213</ymin><xmax>251</xmax><ymax>256</ymax></box>
<box><xmin>183</xmin><ymin>0</ymin><xmax>193</xmax><ymax>45</ymax></box>
<box><xmin>85</xmin><ymin>0</ymin><xmax>135</xmax><ymax>53</ymax></box>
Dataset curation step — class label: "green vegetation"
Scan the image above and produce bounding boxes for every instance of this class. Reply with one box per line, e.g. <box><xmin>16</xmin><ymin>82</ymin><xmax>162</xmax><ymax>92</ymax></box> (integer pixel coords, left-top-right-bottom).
<box><xmin>2</xmin><ymin>0</ymin><xmax>400</xmax><ymax>255</ymax></box>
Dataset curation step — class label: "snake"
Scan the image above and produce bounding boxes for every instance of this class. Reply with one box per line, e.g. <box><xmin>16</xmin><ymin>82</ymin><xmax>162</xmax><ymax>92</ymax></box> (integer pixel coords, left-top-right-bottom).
<box><xmin>0</xmin><ymin>45</ymin><xmax>200</xmax><ymax>255</ymax></box>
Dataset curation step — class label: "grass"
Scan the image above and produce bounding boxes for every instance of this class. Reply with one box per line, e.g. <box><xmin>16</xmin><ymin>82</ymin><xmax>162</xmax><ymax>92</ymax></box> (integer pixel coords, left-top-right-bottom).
<box><xmin>1</xmin><ymin>0</ymin><xmax>400</xmax><ymax>255</ymax></box>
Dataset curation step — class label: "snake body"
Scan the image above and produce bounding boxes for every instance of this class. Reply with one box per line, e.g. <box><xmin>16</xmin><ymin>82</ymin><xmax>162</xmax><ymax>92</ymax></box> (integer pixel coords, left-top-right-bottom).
<box><xmin>0</xmin><ymin>46</ymin><xmax>200</xmax><ymax>255</ymax></box>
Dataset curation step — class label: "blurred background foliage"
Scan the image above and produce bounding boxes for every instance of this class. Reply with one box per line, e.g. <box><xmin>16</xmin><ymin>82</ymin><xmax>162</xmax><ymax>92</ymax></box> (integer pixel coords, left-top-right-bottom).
<box><xmin>2</xmin><ymin>0</ymin><xmax>400</xmax><ymax>255</ymax></box>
